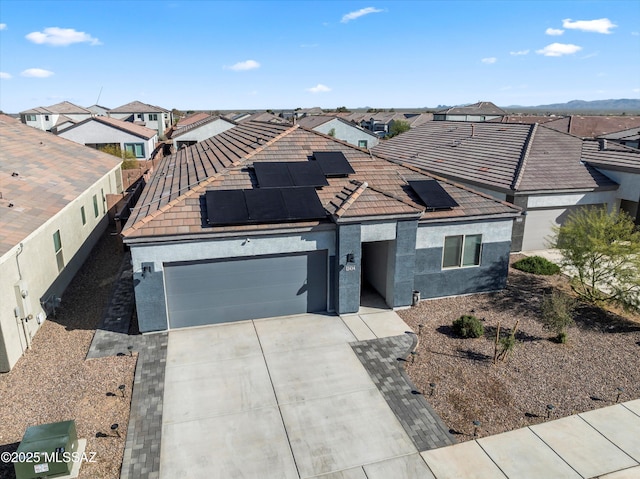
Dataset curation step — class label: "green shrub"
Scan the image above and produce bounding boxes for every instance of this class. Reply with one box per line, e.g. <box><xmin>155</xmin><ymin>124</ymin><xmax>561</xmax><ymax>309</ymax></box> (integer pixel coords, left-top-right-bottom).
<box><xmin>512</xmin><ymin>256</ymin><xmax>560</xmax><ymax>275</ymax></box>
<box><xmin>541</xmin><ymin>292</ymin><xmax>576</xmax><ymax>343</ymax></box>
<box><xmin>452</xmin><ymin>315</ymin><xmax>484</xmax><ymax>338</ymax></box>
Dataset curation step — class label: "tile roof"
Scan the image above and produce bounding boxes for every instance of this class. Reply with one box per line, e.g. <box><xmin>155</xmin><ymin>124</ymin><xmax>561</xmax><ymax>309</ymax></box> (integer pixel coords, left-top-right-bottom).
<box><xmin>170</xmin><ymin>115</ymin><xmax>236</xmax><ymax>139</ymax></box>
<box><xmin>175</xmin><ymin>112</ymin><xmax>211</xmax><ymax>128</ymax></box>
<box><xmin>372</xmin><ymin>121</ymin><xmax>617</xmax><ymax>193</ymax></box>
<box><xmin>436</xmin><ymin>101</ymin><xmax>506</xmax><ymax>116</ymax></box>
<box><xmin>581</xmin><ymin>140</ymin><xmax>640</xmax><ymax>172</ymax></box>
<box><xmin>296</xmin><ymin>116</ymin><xmax>378</xmax><ymax>138</ymax></box>
<box><xmin>20</xmin><ymin>101</ymin><xmax>91</xmax><ymax>115</ymax></box>
<box><xmin>0</xmin><ymin>115</ymin><xmax>122</xmax><ymax>257</ymax></box>
<box><xmin>108</xmin><ymin>101</ymin><xmax>169</xmax><ymax>114</ymax></box>
<box><xmin>568</xmin><ymin>116</ymin><xmax>640</xmax><ymax>138</ymax></box>
<box><xmin>122</xmin><ymin>122</ymin><xmax>519</xmax><ymax>240</ymax></box>
<box><xmin>236</xmin><ymin>112</ymin><xmax>288</xmax><ymax>124</ymax></box>
<box><xmin>599</xmin><ymin>127</ymin><xmax>640</xmax><ymax>141</ymax></box>
<box><xmin>60</xmin><ymin>116</ymin><xmax>158</xmax><ymax>140</ymax></box>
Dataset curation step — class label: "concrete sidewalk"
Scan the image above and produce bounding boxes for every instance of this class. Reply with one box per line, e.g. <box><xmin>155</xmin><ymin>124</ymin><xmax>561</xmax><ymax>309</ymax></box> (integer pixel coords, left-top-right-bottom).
<box><xmin>422</xmin><ymin>399</ymin><xmax>640</xmax><ymax>479</ymax></box>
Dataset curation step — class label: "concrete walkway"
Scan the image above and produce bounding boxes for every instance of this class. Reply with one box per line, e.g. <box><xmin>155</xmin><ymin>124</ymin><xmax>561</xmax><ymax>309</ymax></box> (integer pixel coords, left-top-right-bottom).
<box><xmin>422</xmin><ymin>399</ymin><xmax>640</xmax><ymax>479</ymax></box>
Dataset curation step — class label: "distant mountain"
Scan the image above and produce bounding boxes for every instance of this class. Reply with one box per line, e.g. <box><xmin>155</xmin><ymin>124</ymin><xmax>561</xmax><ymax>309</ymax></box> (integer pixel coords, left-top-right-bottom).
<box><xmin>505</xmin><ymin>99</ymin><xmax>640</xmax><ymax>114</ymax></box>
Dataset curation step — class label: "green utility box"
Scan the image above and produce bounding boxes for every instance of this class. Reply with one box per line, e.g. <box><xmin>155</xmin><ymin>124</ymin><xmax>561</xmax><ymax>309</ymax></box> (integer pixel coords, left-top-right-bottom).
<box><xmin>14</xmin><ymin>420</ymin><xmax>78</xmax><ymax>479</ymax></box>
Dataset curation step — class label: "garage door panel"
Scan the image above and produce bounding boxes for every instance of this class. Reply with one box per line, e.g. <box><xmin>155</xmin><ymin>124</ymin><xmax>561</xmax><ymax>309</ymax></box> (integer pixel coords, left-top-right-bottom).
<box><xmin>164</xmin><ymin>251</ymin><xmax>327</xmax><ymax>329</ymax></box>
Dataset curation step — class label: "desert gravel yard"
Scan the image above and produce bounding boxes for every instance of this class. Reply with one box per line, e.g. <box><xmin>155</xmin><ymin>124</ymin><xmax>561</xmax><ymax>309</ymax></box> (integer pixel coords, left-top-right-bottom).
<box><xmin>399</xmin><ymin>256</ymin><xmax>640</xmax><ymax>441</ymax></box>
<box><xmin>0</xmin><ymin>233</ymin><xmax>136</xmax><ymax>479</ymax></box>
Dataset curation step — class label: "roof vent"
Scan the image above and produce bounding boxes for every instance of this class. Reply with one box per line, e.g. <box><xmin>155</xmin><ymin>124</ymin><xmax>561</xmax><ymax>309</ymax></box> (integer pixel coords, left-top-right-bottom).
<box><xmin>599</xmin><ymin>139</ymin><xmax>607</xmax><ymax>151</ymax></box>
<box><xmin>11</xmin><ymin>172</ymin><xmax>19</xmax><ymax>177</ymax></box>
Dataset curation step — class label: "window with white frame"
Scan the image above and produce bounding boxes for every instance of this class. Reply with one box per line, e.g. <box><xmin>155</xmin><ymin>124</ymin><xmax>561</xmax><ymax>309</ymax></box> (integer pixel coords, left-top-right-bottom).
<box><xmin>442</xmin><ymin>234</ymin><xmax>482</xmax><ymax>268</ymax></box>
<box><xmin>358</xmin><ymin>140</ymin><xmax>368</xmax><ymax>148</ymax></box>
<box><xmin>124</xmin><ymin>143</ymin><xmax>145</xmax><ymax>158</ymax></box>
<box><xmin>149</xmin><ymin>113</ymin><xmax>158</xmax><ymax>121</ymax></box>
<box><xmin>81</xmin><ymin>206</ymin><xmax>86</xmax><ymax>225</ymax></box>
<box><xmin>53</xmin><ymin>230</ymin><xmax>64</xmax><ymax>272</ymax></box>
<box><xmin>137</xmin><ymin>114</ymin><xmax>144</xmax><ymax>120</ymax></box>
<box><xmin>25</xmin><ymin>114</ymin><xmax>36</xmax><ymax>121</ymax></box>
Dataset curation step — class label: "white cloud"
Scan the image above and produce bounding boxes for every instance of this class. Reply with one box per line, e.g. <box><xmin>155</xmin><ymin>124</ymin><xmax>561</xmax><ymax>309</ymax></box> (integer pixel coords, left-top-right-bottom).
<box><xmin>0</xmin><ymin>23</ymin><xmax>7</xmax><ymax>30</ymax></box>
<box><xmin>307</xmin><ymin>84</ymin><xmax>331</xmax><ymax>93</ymax></box>
<box><xmin>26</xmin><ymin>27</ymin><xmax>101</xmax><ymax>46</ymax></box>
<box><xmin>21</xmin><ymin>68</ymin><xmax>54</xmax><ymax>78</ymax></box>
<box><xmin>536</xmin><ymin>43</ymin><xmax>582</xmax><ymax>57</ymax></box>
<box><xmin>562</xmin><ymin>18</ymin><xmax>617</xmax><ymax>34</ymax></box>
<box><xmin>341</xmin><ymin>7</ymin><xmax>383</xmax><ymax>23</ymax></box>
<box><xmin>633</xmin><ymin>88</ymin><xmax>640</xmax><ymax>93</ymax></box>
<box><xmin>0</xmin><ymin>72</ymin><xmax>12</xmax><ymax>79</ymax></box>
<box><xmin>545</xmin><ymin>28</ymin><xmax>564</xmax><ymax>36</ymax></box>
<box><xmin>224</xmin><ymin>60</ymin><xmax>260</xmax><ymax>71</ymax></box>
<box><xmin>510</xmin><ymin>50</ymin><xmax>530</xmax><ymax>56</ymax></box>
<box><xmin>481</xmin><ymin>57</ymin><xmax>497</xmax><ymax>64</ymax></box>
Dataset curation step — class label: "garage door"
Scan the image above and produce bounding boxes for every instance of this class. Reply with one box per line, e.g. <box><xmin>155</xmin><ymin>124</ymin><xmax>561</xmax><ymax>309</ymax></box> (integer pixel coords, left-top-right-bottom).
<box><xmin>164</xmin><ymin>251</ymin><xmax>327</xmax><ymax>329</ymax></box>
<box><xmin>522</xmin><ymin>205</ymin><xmax>603</xmax><ymax>251</ymax></box>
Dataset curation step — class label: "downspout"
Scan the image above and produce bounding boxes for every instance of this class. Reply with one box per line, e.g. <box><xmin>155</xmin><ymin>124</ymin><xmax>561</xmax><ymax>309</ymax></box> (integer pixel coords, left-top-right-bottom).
<box><xmin>15</xmin><ymin>243</ymin><xmax>29</xmax><ymax>352</ymax></box>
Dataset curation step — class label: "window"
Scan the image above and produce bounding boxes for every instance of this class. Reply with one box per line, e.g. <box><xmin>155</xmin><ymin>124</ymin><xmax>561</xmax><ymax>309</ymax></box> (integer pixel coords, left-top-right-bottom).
<box><xmin>137</xmin><ymin>114</ymin><xmax>144</xmax><ymax>120</ymax></box>
<box><xmin>93</xmin><ymin>194</ymin><xmax>99</xmax><ymax>218</ymax></box>
<box><xmin>101</xmin><ymin>188</ymin><xmax>106</xmax><ymax>214</ymax></box>
<box><xmin>81</xmin><ymin>206</ymin><xmax>86</xmax><ymax>225</ymax></box>
<box><xmin>124</xmin><ymin>143</ymin><xmax>145</xmax><ymax>158</ymax></box>
<box><xmin>443</xmin><ymin>234</ymin><xmax>482</xmax><ymax>268</ymax></box>
<box><xmin>358</xmin><ymin>140</ymin><xmax>368</xmax><ymax>148</ymax></box>
<box><xmin>53</xmin><ymin>230</ymin><xmax>64</xmax><ymax>272</ymax></box>
<box><xmin>25</xmin><ymin>114</ymin><xmax>36</xmax><ymax>121</ymax></box>
<box><xmin>44</xmin><ymin>115</ymin><xmax>50</xmax><ymax>121</ymax></box>
<box><xmin>149</xmin><ymin>113</ymin><xmax>158</xmax><ymax>121</ymax></box>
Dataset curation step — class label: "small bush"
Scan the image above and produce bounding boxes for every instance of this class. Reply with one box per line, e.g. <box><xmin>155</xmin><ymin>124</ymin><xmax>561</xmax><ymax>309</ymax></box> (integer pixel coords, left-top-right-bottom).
<box><xmin>452</xmin><ymin>315</ymin><xmax>484</xmax><ymax>338</ymax></box>
<box><xmin>541</xmin><ymin>292</ymin><xmax>576</xmax><ymax>343</ymax></box>
<box><xmin>512</xmin><ymin>256</ymin><xmax>560</xmax><ymax>275</ymax></box>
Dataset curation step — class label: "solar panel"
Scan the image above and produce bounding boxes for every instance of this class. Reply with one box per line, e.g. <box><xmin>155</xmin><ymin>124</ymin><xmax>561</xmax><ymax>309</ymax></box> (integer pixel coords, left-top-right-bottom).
<box><xmin>253</xmin><ymin>162</ymin><xmax>291</xmax><ymax>188</ymax></box>
<box><xmin>408</xmin><ymin>180</ymin><xmax>459</xmax><ymax>210</ymax></box>
<box><xmin>254</xmin><ymin>162</ymin><xmax>328</xmax><ymax>188</ymax></box>
<box><xmin>312</xmin><ymin>151</ymin><xmax>355</xmax><ymax>177</ymax></box>
<box><xmin>205</xmin><ymin>188</ymin><xmax>327</xmax><ymax>225</ymax></box>
<box><xmin>205</xmin><ymin>189</ymin><xmax>248</xmax><ymax>225</ymax></box>
<box><xmin>287</xmin><ymin>162</ymin><xmax>329</xmax><ymax>188</ymax></box>
<box><xmin>244</xmin><ymin>189</ymin><xmax>285</xmax><ymax>221</ymax></box>
<box><xmin>281</xmin><ymin>187</ymin><xmax>327</xmax><ymax>219</ymax></box>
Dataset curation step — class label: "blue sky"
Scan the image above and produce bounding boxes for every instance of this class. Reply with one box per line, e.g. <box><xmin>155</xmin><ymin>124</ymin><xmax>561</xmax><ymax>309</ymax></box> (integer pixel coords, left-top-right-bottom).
<box><xmin>1</xmin><ymin>1</ymin><xmax>639</xmax><ymax>113</ymax></box>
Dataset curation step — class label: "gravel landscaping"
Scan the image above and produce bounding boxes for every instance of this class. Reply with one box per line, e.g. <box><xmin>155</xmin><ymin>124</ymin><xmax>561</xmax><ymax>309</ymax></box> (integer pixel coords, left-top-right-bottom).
<box><xmin>399</xmin><ymin>256</ymin><xmax>640</xmax><ymax>441</ymax></box>
<box><xmin>0</xmin><ymin>232</ymin><xmax>136</xmax><ymax>479</ymax></box>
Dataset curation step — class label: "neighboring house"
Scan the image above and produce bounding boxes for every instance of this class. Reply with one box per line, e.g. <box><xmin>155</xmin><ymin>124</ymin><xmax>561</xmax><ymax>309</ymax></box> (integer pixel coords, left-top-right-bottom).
<box><xmin>433</xmin><ymin>101</ymin><xmax>505</xmax><ymax>122</ymax></box>
<box><xmin>108</xmin><ymin>101</ymin><xmax>173</xmax><ymax>137</ymax></box>
<box><xmin>330</xmin><ymin>112</ymin><xmax>433</xmax><ymax>137</ymax></box>
<box><xmin>565</xmin><ymin>116</ymin><xmax>640</xmax><ymax>139</ymax></box>
<box><xmin>597</xmin><ymin>127</ymin><xmax>640</xmax><ymax>149</ymax></box>
<box><xmin>0</xmin><ymin>115</ymin><xmax>124</xmax><ymax>372</ymax></box>
<box><xmin>372</xmin><ymin>121</ymin><xmax>623</xmax><ymax>251</ymax></box>
<box><xmin>296</xmin><ymin>115</ymin><xmax>379</xmax><ymax>149</ymax></box>
<box><xmin>56</xmin><ymin>116</ymin><xmax>158</xmax><ymax>161</ymax></box>
<box><xmin>582</xmin><ymin>140</ymin><xmax>640</xmax><ymax>225</ymax></box>
<box><xmin>236</xmin><ymin>112</ymin><xmax>289</xmax><ymax>124</ymax></box>
<box><xmin>175</xmin><ymin>112</ymin><xmax>211</xmax><ymax>129</ymax></box>
<box><xmin>19</xmin><ymin>101</ymin><xmax>93</xmax><ymax>133</ymax></box>
<box><xmin>169</xmin><ymin>114</ymin><xmax>236</xmax><ymax>149</ymax></box>
<box><xmin>121</xmin><ymin>121</ymin><xmax>520</xmax><ymax>333</ymax></box>
<box><xmin>86</xmin><ymin>104</ymin><xmax>110</xmax><ymax>117</ymax></box>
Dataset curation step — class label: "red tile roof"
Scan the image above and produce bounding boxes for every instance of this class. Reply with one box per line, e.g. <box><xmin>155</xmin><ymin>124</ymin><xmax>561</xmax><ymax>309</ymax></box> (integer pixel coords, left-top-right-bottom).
<box><xmin>122</xmin><ymin>122</ymin><xmax>519</xmax><ymax>240</ymax></box>
<box><xmin>0</xmin><ymin>115</ymin><xmax>122</xmax><ymax>256</ymax></box>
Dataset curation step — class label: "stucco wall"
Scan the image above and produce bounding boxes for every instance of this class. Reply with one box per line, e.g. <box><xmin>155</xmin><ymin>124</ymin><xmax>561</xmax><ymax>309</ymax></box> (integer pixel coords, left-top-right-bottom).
<box><xmin>0</xmin><ymin>166</ymin><xmax>123</xmax><ymax>372</ymax></box>
<box><xmin>313</xmin><ymin>119</ymin><xmax>379</xmax><ymax>149</ymax></box>
<box><xmin>58</xmin><ymin>121</ymin><xmax>157</xmax><ymax>160</ymax></box>
<box><xmin>592</xmin><ymin>168</ymin><xmax>640</xmax><ymax>203</ymax></box>
<box><xmin>414</xmin><ymin>219</ymin><xmax>513</xmax><ymax>299</ymax></box>
<box><xmin>172</xmin><ymin>120</ymin><xmax>235</xmax><ymax>149</ymax></box>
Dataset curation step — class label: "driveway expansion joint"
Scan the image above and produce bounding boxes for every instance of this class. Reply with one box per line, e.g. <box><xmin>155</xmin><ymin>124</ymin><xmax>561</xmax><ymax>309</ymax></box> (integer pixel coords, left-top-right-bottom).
<box><xmin>351</xmin><ymin>333</ymin><xmax>456</xmax><ymax>451</ymax></box>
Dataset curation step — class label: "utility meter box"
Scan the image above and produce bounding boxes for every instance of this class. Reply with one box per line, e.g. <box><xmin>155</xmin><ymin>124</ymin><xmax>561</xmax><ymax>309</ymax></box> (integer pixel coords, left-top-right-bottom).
<box><xmin>14</xmin><ymin>420</ymin><xmax>78</xmax><ymax>479</ymax></box>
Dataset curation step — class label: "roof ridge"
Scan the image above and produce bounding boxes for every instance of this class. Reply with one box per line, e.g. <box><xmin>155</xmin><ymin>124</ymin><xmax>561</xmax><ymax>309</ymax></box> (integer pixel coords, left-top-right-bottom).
<box><xmin>333</xmin><ymin>180</ymin><xmax>368</xmax><ymax>217</ymax></box>
<box><xmin>366</xmin><ymin>183</ymin><xmax>424</xmax><ymax>211</ymax></box>
<box><xmin>122</xmin><ymin>123</ymin><xmax>298</xmax><ymax>236</ymax></box>
<box><xmin>512</xmin><ymin>123</ymin><xmax>537</xmax><ymax>191</ymax></box>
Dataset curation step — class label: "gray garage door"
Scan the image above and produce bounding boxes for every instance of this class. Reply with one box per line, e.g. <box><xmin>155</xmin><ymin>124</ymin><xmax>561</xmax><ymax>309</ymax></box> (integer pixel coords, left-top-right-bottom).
<box><xmin>164</xmin><ymin>251</ymin><xmax>327</xmax><ymax>329</ymax></box>
<box><xmin>522</xmin><ymin>205</ymin><xmax>604</xmax><ymax>251</ymax></box>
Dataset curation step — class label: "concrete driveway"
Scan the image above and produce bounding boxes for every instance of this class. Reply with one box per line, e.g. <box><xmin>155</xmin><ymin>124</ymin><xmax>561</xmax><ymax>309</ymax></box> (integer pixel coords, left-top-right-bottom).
<box><xmin>159</xmin><ymin>314</ymin><xmax>429</xmax><ymax>479</ymax></box>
